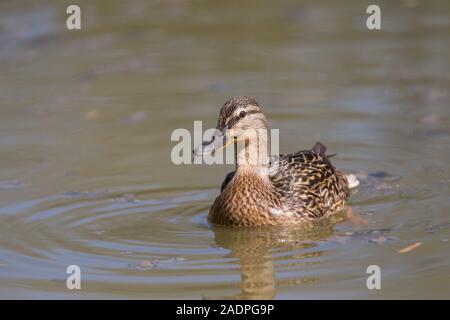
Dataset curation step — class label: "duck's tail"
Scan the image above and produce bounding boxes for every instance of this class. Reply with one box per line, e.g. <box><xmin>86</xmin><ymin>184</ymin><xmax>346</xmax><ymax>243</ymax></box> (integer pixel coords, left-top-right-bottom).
<box><xmin>312</xmin><ymin>142</ymin><xmax>360</xmax><ymax>189</ymax></box>
<box><xmin>346</xmin><ymin>174</ymin><xmax>360</xmax><ymax>189</ymax></box>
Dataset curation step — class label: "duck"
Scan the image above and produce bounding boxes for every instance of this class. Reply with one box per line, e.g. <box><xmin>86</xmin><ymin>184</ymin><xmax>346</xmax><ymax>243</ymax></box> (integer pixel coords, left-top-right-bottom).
<box><xmin>194</xmin><ymin>96</ymin><xmax>359</xmax><ymax>226</ymax></box>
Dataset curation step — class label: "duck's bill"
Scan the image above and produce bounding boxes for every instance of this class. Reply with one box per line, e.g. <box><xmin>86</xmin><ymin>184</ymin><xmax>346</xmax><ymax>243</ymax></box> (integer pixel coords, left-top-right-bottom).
<box><xmin>194</xmin><ymin>131</ymin><xmax>230</xmax><ymax>157</ymax></box>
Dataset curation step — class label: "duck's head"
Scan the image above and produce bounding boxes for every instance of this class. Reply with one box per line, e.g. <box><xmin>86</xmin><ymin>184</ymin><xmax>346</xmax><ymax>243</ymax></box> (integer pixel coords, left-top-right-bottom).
<box><xmin>195</xmin><ymin>96</ymin><xmax>269</xmax><ymax>157</ymax></box>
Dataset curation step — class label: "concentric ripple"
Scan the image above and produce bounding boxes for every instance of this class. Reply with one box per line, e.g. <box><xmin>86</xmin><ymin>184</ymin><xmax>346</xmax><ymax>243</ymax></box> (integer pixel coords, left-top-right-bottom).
<box><xmin>2</xmin><ymin>174</ymin><xmax>441</xmax><ymax>299</ymax></box>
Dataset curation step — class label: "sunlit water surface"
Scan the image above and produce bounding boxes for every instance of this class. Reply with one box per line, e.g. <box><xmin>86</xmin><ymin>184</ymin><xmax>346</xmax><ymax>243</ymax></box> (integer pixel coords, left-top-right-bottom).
<box><xmin>0</xmin><ymin>0</ymin><xmax>449</xmax><ymax>299</ymax></box>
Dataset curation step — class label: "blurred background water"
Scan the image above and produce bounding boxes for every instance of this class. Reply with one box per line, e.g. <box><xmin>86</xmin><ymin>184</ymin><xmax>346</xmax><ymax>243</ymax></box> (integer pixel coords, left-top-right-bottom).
<box><xmin>0</xmin><ymin>0</ymin><xmax>449</xmax><ymax>299</ymax></box>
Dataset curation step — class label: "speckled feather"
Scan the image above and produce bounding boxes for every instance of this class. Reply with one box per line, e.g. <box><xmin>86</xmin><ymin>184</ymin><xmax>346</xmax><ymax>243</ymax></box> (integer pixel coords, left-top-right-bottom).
<box><xmin>210</xmin><ymin>143</ymin><xmax>350</xmax><ymax>226</ymax></box>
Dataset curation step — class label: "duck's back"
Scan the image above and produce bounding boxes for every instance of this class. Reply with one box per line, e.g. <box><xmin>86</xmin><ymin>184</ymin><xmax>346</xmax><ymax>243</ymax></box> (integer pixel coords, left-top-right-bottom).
<box><xmin>212</xmin><ymin>142</ymin><xmax>351</xmax><ymax>225</ymax></box>
<box><xmin>270</xmin><ymin>142</ymin><xmax>350</xmax><ymax>219</ymax></box>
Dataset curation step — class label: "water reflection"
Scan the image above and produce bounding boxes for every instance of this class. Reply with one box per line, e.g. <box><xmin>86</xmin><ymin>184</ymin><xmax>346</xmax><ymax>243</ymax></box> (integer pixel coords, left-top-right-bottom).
<box><xmin>210</xmin><ymin>218</ymin><xmax>341</xmax><ymax>299</ymax></box>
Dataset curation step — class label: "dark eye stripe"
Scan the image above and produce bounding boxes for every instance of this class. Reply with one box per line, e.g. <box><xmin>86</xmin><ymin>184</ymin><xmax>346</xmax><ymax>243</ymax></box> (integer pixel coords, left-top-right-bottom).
<box><xmin>226</xmin><ymin>110</ymin><xmax>260</xmax><ymax>129</ymax></box>
<box><xmin>226</xmin><ymin>116</ymin><xmax>240</xmax><ymax>129</ymax></box>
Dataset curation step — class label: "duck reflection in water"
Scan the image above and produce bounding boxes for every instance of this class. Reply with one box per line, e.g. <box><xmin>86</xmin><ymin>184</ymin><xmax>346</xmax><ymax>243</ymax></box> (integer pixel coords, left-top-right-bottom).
<box><xmin>207</xmin><ymin>213</ymin><xmax>345</xmax><ymax>300</ymax></box>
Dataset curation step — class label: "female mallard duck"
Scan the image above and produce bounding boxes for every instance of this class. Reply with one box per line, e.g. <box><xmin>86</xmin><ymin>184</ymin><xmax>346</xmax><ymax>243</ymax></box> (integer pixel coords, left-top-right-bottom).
<box><xmin>195</xmin><ymin>96</ymin><xmax>359</xmax><ymax>226</ymax></box>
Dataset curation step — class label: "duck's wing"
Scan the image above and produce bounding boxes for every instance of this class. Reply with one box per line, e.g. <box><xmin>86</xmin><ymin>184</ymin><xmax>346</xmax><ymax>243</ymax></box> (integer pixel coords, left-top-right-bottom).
<box><xmin>269</xmin><ymin>142</ymin><xmax>350</xmax><ymax>218</ymax></box>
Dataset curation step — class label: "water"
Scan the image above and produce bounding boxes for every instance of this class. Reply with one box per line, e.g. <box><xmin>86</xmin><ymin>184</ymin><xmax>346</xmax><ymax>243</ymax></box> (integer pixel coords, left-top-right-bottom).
<box><xmin>0</xmin><ymin>0</ymin><xmax>449</xmax><ymax>299</ymax></box>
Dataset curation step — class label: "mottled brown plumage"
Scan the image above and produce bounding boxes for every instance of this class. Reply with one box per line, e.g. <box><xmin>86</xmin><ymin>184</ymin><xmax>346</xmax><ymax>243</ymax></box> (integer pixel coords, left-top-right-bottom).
<box><xmin>196</xmin><ymin>96</ymin><xmax>356</xmax><ymax>227</ymax></box>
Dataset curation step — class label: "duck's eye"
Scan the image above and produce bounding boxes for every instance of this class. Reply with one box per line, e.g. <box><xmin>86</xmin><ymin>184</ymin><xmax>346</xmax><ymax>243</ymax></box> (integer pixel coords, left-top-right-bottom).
<box><xmin>239</xmin><ymin>111</ymin><xmax>247</xmax><ymax>118</ymax></box>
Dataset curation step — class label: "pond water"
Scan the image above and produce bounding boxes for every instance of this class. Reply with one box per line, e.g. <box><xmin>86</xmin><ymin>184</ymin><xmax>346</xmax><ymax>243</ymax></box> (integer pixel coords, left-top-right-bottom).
<box><xmin>0</xmin><ymin>0</ymin><xmax>449</xmax><ymax>299</ymax></box>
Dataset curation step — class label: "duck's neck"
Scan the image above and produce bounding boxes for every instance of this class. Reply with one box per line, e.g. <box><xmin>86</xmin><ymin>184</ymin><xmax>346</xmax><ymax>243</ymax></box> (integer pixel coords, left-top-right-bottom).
<box><xmin>235</xmin><ymin>132</ymin><xmax>270</xmax><ymax>180</ymax></box>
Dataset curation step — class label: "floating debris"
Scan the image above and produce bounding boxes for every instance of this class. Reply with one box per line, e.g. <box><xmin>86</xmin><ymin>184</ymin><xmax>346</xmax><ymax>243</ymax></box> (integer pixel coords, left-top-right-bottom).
<box><xmin>398</xmin><ymin>242</ymin><xmax>422</xmax><ymax>253</ymax></box>
<box><xmin>368</xmin><ymin>236</ymin><xmax>387</xmax><ymax>244</ymax></box>
<box><xmin>338</xmin><ymin>228</ymin><xmax>400</xmax><ymax>245</ymax></box>
<box><xmin>173</xmin><ymin>256</ymin><xmax>187</xmax><ymax>262</ymax></box>
<box><xmin>129</xmin><ymin>259</ymin><xmax>160</xmax><ymax>270</ymax></box>
<box><xmin>129</xmin><ymin>256</ymin><xmax>186</xmax><ymax>271</ymax></box>
<box><xmin>367</xmin><ymin>235</ymin><xmax>399</xmax><ymax>245</ymax></box>
<box><xmin>113</xmin><ymin>193</ymin><xmax>140</xmax><ymax>204</ymax></box>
